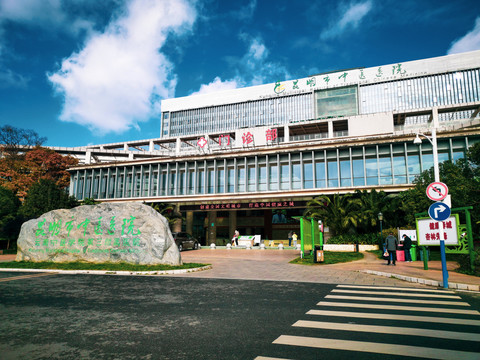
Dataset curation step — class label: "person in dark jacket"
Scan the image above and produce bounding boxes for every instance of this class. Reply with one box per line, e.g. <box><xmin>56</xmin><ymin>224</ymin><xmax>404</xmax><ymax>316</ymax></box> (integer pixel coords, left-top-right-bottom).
<box><xmin>402</xmin><ymin>234</ymin><xmax>412</xmax><ymax>262</ymax></box>
<box><xmin>384</xmin><ymin>233</ymin><xmax>398</xmax><ymax>265</ymax></box>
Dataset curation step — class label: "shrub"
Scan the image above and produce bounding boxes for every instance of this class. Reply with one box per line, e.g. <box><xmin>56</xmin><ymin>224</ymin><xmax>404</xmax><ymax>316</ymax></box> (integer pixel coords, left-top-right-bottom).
<box><xmin>327</xmin><ymin>233</ymin><xmax>379</xmax><ymax>245</ymax></box>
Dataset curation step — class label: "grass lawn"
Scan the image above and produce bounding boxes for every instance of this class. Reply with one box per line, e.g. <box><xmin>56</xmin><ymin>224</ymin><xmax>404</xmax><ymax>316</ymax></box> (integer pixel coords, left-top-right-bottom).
<box><xmin>290</xmin><ymin>251</ymin><xmax>363</xmax><ymax>265</ymax></box>
<box><xmin>0</xmin><ymin>261</ymin><xmax>209</xmax><ymax>272</ymax></box>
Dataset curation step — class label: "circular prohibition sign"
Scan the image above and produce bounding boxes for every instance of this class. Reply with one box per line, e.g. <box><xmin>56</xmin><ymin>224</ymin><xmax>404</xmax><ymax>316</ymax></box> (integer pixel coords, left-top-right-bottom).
<box><xmin>426</xmin><ymin>182</ymin><xmax>448</xmax><ymax>201</ymax></box>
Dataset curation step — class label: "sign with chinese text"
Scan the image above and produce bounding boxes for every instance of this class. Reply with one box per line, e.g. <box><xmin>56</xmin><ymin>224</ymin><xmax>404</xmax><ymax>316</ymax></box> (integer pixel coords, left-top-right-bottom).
<box><xmin>16</xmin><ymin>203</ymin><xmax>181</xmax><ymax>265</ymax></box>
<box><xmin>416</xmin><ymin>215</ymin><xmax>459</xmax><ymax>246</ymax></box>
<box><xmin>182</xmin><ymin>200</ymin><xmax>306</xmax><ymax>212</ymax></box>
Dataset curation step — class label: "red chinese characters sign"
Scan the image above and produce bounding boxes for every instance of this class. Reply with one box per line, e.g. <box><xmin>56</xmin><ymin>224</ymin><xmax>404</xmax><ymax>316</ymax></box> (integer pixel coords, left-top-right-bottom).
<box><xmin>416</xmin><ymin>215</ymin><xmax>459</xmax><ymax>246</ymax></box>
<box><xmin>182</xmin><ymin>201</ymin><xmax>303</xmax><ymax>212</ymax></box>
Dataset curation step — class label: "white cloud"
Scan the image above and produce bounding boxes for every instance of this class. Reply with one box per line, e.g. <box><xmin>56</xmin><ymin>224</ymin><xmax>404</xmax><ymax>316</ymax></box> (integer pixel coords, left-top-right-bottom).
<box><xmin>448</xmin><ymin>17</ymin><xmax>480</xmax><ymax>54</ymax></box>
<box><xmin>48</xmin><ymin>0</ymin><xmax>196</xmax><ymax>135</ymax></box>
<box><xmin>191</xmin><ymin>34</ymin><xmax>290</xmax><ymax>96</ymax></box>
<box><xmin>190</xmin><ymin>76</ymin><xmax>241</xmax><ymax>96</ymax></box>
<box><xmin>321</xmin><ymin>1</ymin><xmax>373</xmax><ymax>40</ymax></box>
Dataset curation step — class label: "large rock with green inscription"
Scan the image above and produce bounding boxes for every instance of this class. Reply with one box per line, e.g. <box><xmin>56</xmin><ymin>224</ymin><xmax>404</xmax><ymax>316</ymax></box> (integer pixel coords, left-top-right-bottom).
<box><xmin>15</xmin><ymin>203</ymin><xmax>182</xmax><ymax>265</ymax></box>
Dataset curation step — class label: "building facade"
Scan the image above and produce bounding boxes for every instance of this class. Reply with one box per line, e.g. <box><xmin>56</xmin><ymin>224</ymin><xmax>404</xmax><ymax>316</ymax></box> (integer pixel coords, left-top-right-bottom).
<box><xmin>68</xmin><ymin>51</ymin><xmax>480</xmax><ymax>244</ymax></box>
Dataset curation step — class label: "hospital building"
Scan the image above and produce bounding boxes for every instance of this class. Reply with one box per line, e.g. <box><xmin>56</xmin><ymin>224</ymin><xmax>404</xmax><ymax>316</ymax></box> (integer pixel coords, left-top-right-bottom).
<box><xmin>66</xmin><ymin>50</ymin><xmax>480</xmax><ymax>244</ymax></box>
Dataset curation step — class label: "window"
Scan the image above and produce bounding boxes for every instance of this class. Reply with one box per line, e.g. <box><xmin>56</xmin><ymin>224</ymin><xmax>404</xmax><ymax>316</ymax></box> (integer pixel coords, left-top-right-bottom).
<box><xmin>407</xmin><ymin>154</ymin><xmax>420</xmax><ymax>183</ymax></box>
<box><xmin>207</xmin><ymin>168</ymin><xmax>214</xmax><ymax>194</ymax></box>
<box><xmin>292</xmin><ymin>162</ymin><xmax>301</xmax><ymax>189</ymax></box>
<box><xmin>188</xmin><ymin>170</ymin><xmax>195</xmax><ymax>194</ymax></box>
<box><xmin>340</xmin><ymin>159</ymin><xmax>351</xmax><ymax>187</ymax></box>
<box><xmin>258</xmin><ymin>165</ymin><xmax>267</xmax><ymax>191</ymax></box>
<box><xmin>197</xmin><ymin>169</ymin><xmax>204</xmax><ymax>194</ymax></box>
<box><xmin>378</xmin><ymin>156</ymin><xmax>392</xmax><ymax>185</ymax></box>
<box><xmin>178</xmin><ymin>171</ymin><xmax>185</xmax><ymax>195</ymax></box>
<box><xmin>227</xmin><ymin>167</ymin><xmax>235</xmax><ymax>192</ymax></box>
<box><xmin>237</xmin><ymin>166</ymin><xmax>245</xmax><ymax>192</ymax></box>
<box><xmin>248</xmin><ymin>165</ymin><xmax>256</xmax><ymax>192</ymax></box>
<box><xmin>269</xmin><ymin>164</ymin><xmax>278</xmax><ymax>191</ymax></box>
<box><xmin>393</xmin><ymin>155</ymin><xmax>407</xmax><ymax>184</ymax></box>
<box><xmin>352</xmin><ymin>158</ymin><xmax>365</xmax><ymax>186</ymax></box>
<box><xmin>304</xmin><ymin>162</ymin><xmax>313</xmax><ymax>189</ymax></box>
<box><xmin>280</xmin><ymin>164</ymin><xmax>289</xmax><ymax>190</ymax></box>
<box><xmin>169</xmin><ymin>171</ymin><xmax>176</xmax><ymax>195</ymax></box>
<box><xmin>316</xmin><ymin>86</ymin><xmax>358</xmax><ymax>118</ymax></box>
<box><xmin>315</xmin><ymin>161</ymin><xmax>326</xmax><ymax>188</ymax></box>
<box><xmin>365</xmin><ymin>158</ymin><xmax>378</xmax><ymax>185</ymax></box>
<box><xmin>217</xmin><ymin>167</ymin><xmax>225</xmax><ymax>193</ymax></box>
<box><xmin>327</xmin><ymin>160</ymin><xmax>338</xmax><ymax>187</ymax></box>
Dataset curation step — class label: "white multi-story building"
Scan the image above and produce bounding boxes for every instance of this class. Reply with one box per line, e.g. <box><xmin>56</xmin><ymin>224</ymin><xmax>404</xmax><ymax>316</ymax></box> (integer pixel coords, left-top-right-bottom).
<box><xmin>68</xmin><ymin>50</ymin><xmax>480</xmax><ymax>244</ymax></box>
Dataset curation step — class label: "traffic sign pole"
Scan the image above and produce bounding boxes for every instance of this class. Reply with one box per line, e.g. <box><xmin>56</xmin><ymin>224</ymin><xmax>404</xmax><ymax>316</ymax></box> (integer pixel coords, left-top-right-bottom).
<box><xmin>425</xmin><ymin>182</ymin><xmax>450</xmax><ymax>288</ymax></box>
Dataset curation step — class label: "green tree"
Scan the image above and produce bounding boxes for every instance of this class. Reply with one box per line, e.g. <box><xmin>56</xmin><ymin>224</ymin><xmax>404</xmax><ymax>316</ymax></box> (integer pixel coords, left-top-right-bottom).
<box><xmin>20</xmin><ymin>179</ymin><xmax>79</xmax><ymax>220</ymax></box>
<box><xmin>399</xmin><ymin>158</ymin><xmax>480</xmax><ymax>231</ymax></box>
<box><xmin>354</xmin><ymin>189</ymin><xmax>392</xmax><ymax>233</ymax></box>
<box><xmin>148</xmin><ymin>202</ymin><xmax>184</xmax><ymax>229</ymax></box>
<box><xmin>0</xmin><ymin>186</ymin><xmax>22</xmax><ymax>249</ymax></box>
<box><xmin>304</xmin><ymin>193</ymin><xmax>361</xmax><ymax>236</ymax></box>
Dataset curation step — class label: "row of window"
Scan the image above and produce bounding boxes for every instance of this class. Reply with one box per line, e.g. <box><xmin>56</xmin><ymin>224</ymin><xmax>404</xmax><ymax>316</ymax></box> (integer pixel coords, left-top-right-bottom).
<box><xmin>71</xmin><ymin>137</ymin><xmax>472</xmax><ymax>200</ymax></box>
<box><xmin>360</xmin><ymin>69</ymin><xmax>480</xmax><ymax>114</ymax></box>
<box><xmin>161</xmin><ymin>69</ymin><xmax>480</xmax><ymax>139</ymax></box>
<box><xmin>166</xmin><ymin>93</ymin><xmax>312</xmax><ymax>137</ymax></box>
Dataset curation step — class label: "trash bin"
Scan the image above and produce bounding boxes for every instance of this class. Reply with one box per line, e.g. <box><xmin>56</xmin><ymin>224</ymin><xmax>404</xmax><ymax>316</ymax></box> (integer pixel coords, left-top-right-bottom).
<box><xmin>410</xmin><ymin>245</ymin><xmax>417</xmax><ymax>261</ymax></box>
<box><xmin>419</xmin><ymin>246</ymin><xmax>430</xmax><ymax>261</ymax></box>
<box><xmin>314</xmin><ymin>245</ymin><xmax>324</xmax><ymax>263</ymax></box>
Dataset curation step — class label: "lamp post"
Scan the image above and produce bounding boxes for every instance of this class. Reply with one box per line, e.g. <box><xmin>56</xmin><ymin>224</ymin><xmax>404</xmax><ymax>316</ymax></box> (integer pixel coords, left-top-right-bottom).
<box><xmin>378</xmin><ymin>212</ymin><xmax>383</xmax><ymax>249</ymax></box>
<box><xmin>414</xmin><ymin>109</ymin><xmax>449</xmax><ymax>288</ymax></box>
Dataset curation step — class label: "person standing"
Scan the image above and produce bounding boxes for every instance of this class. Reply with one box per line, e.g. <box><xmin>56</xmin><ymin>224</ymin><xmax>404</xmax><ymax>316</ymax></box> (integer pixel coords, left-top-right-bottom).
<box><xmin>232</xmin><ymin>229</ymin><xmax>239</xmax><ymax>247</ymax></box>
<box><xmin>288</xmin><ymin>230</ymin><xmax>293</xmax><ymax>247</ymax></box>
<box><xmin>385</xmin><ymin>233</ymin><xmax>398</xmax><ymax>265</ymax></box>
<box><xmin>402</xmin><ymin>234</ymin><xmax>412</xmax><ymax>262</ymax></box>
<box><xmin>292</xmin><ymin>232</ymin><xmax>298</xmax><ymax>248</ymax></box>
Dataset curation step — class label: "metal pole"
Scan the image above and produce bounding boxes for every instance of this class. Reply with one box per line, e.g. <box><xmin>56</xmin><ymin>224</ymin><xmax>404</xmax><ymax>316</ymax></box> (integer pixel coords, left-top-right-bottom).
<box><xmin>380</xmin><ymin>220</ymin><xmax>383</xmax><ymax>243</ymax></box>
<box><xmin>432</xmin><ymin>113</ymin><xmax>448</xmax><ymax>288</ymax></box>
<box><xmin>465</xmin><ymin>209</ymin><xmax>475</xmax><ymax>272</ymax></box>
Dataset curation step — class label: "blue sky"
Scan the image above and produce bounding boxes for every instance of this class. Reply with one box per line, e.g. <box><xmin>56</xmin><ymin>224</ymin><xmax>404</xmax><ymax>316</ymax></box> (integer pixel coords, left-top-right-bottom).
<box><xmin>1</xmin><ymin>0</ymin><xmax>480</xmax><ymax>147</ymax></box>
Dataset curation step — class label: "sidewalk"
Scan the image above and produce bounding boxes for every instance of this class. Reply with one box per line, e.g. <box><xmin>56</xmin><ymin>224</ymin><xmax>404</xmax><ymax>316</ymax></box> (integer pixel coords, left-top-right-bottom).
<box><xmin>1</xmin><ymin>250</ymin><xmax>479</xmax><ymax>291</ymax></box>
<box><xmin>177</xmin><ymin>248</ymin><xmax>480</xmax><ymax>291</ymax></box>
<box><xmin>325</xmin><ymin>251</ymin><xmax>480</xmax><ymax>291</ymax></box>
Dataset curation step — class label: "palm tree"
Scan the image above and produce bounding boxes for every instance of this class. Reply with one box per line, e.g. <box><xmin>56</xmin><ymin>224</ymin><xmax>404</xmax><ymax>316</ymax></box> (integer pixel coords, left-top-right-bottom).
<box><xmin>305</xmin><ymin>193</ymin><xmax>361</xmax><ymax>236</ymax></box>
<box><xmin>354</xmin><ymin>189</ymin><xmax>388</xmax><ymax>233</ymax></box>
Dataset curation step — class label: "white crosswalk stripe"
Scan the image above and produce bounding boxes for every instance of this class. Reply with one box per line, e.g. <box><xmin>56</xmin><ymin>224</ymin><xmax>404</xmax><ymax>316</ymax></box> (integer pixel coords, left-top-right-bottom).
<box><xmin>256</xmin><ymin>284</ymin><xmax>480</xmax><ymax>359</ymax></box>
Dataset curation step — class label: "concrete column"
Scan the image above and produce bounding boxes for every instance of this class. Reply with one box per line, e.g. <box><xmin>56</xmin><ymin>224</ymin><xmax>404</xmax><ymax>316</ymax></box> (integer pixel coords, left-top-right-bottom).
<box><xmin>186</xmin><ymin>211</ymin><xmax>194</xmax><ymax>235</ymax></box>
<box><xmin>176</xmin><ymin>138</ymin><xmax>181</xmax><ymax>155</ymax></box>
<box><xmin>85</xmin><ymin>150</ymin><xmax>92</xmax><ymax>165</ymax></box>
<box><xmin>229</xmin><ymin>211</ymin><xmax>237</xmax><ymax>240</ymax></box>
<box><xmin>328</xmin><ymin>121</ymin><xmax>334</xmax><ymax>138</ymax></box>
<box><xmin>207</xmin><ymin>211</ymin><xmax>217</xmax><ymax>245</ymax></box>
<box><xmin>284</xmin><ymin>125</ymin><xmax>290</xmax><ymax>142</ymax></box>
<box><xmin>149</xmin><ymin>140</ymin><xmax>154</xmax><ymax>152</ymax></box>
<box><xmin>264</xmin><ymin>209</ymin><xmax>273</xmax><ymax>242</ymax></box>
<box><xmin>171</xmin><ymin>204</ymin><xmax>182</xmax><ymax>233</ymax></box>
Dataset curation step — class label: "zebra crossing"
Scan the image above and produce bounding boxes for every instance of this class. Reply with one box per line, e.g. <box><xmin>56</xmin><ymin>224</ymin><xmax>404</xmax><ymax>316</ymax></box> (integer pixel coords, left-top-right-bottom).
<box><xmin>256</xmin><ymin>284</ymin><xmax>480</xmax><ymax>360</ymax></box>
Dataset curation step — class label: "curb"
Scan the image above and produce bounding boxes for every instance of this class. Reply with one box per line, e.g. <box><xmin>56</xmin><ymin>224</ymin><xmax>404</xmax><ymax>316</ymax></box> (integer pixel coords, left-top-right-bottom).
<box><xmin>0</xmin><ymin>265</ymin><xmax>212</xmax><ymax>276</ymax></box>
<box><xmin>361</xmin><ymin>269</ymin><xmax>480</xmax><ymax>292</ymax></box>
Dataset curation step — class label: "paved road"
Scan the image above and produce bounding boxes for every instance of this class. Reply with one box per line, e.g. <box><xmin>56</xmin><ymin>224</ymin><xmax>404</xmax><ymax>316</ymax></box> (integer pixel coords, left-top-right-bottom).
<box><xmin>256</xmin><ymin>284</ymin><xmax>480</xmax><ymax>360</ymax></box>
<box><xmin>1</xmin><ymin>271</ymin><xmax>479</xmax><ymax>359</ymax></box>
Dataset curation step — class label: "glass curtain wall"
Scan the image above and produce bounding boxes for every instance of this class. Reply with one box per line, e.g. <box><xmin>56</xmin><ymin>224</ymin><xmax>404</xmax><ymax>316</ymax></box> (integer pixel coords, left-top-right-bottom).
<box><xmin>167</xmin><ymin>93</ymin><xmax>313</xmax><ymax>137</ymax></box>
<box><xmin>360</xmin><ymin>69</ymin><xmax>480</xmax><ymax>117</ymax></box>
<box><xmin>71</xmin><ymin>137</ymin><xmax>474</xmax><ymax>200</ymax></box>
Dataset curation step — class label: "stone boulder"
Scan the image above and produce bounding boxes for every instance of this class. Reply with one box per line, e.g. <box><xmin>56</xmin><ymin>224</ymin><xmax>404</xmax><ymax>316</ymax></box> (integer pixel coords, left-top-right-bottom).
<box><xmin>16</xmin><ymin>203</ymin><xmax>181</xmax><ymax>265</ymax></box>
